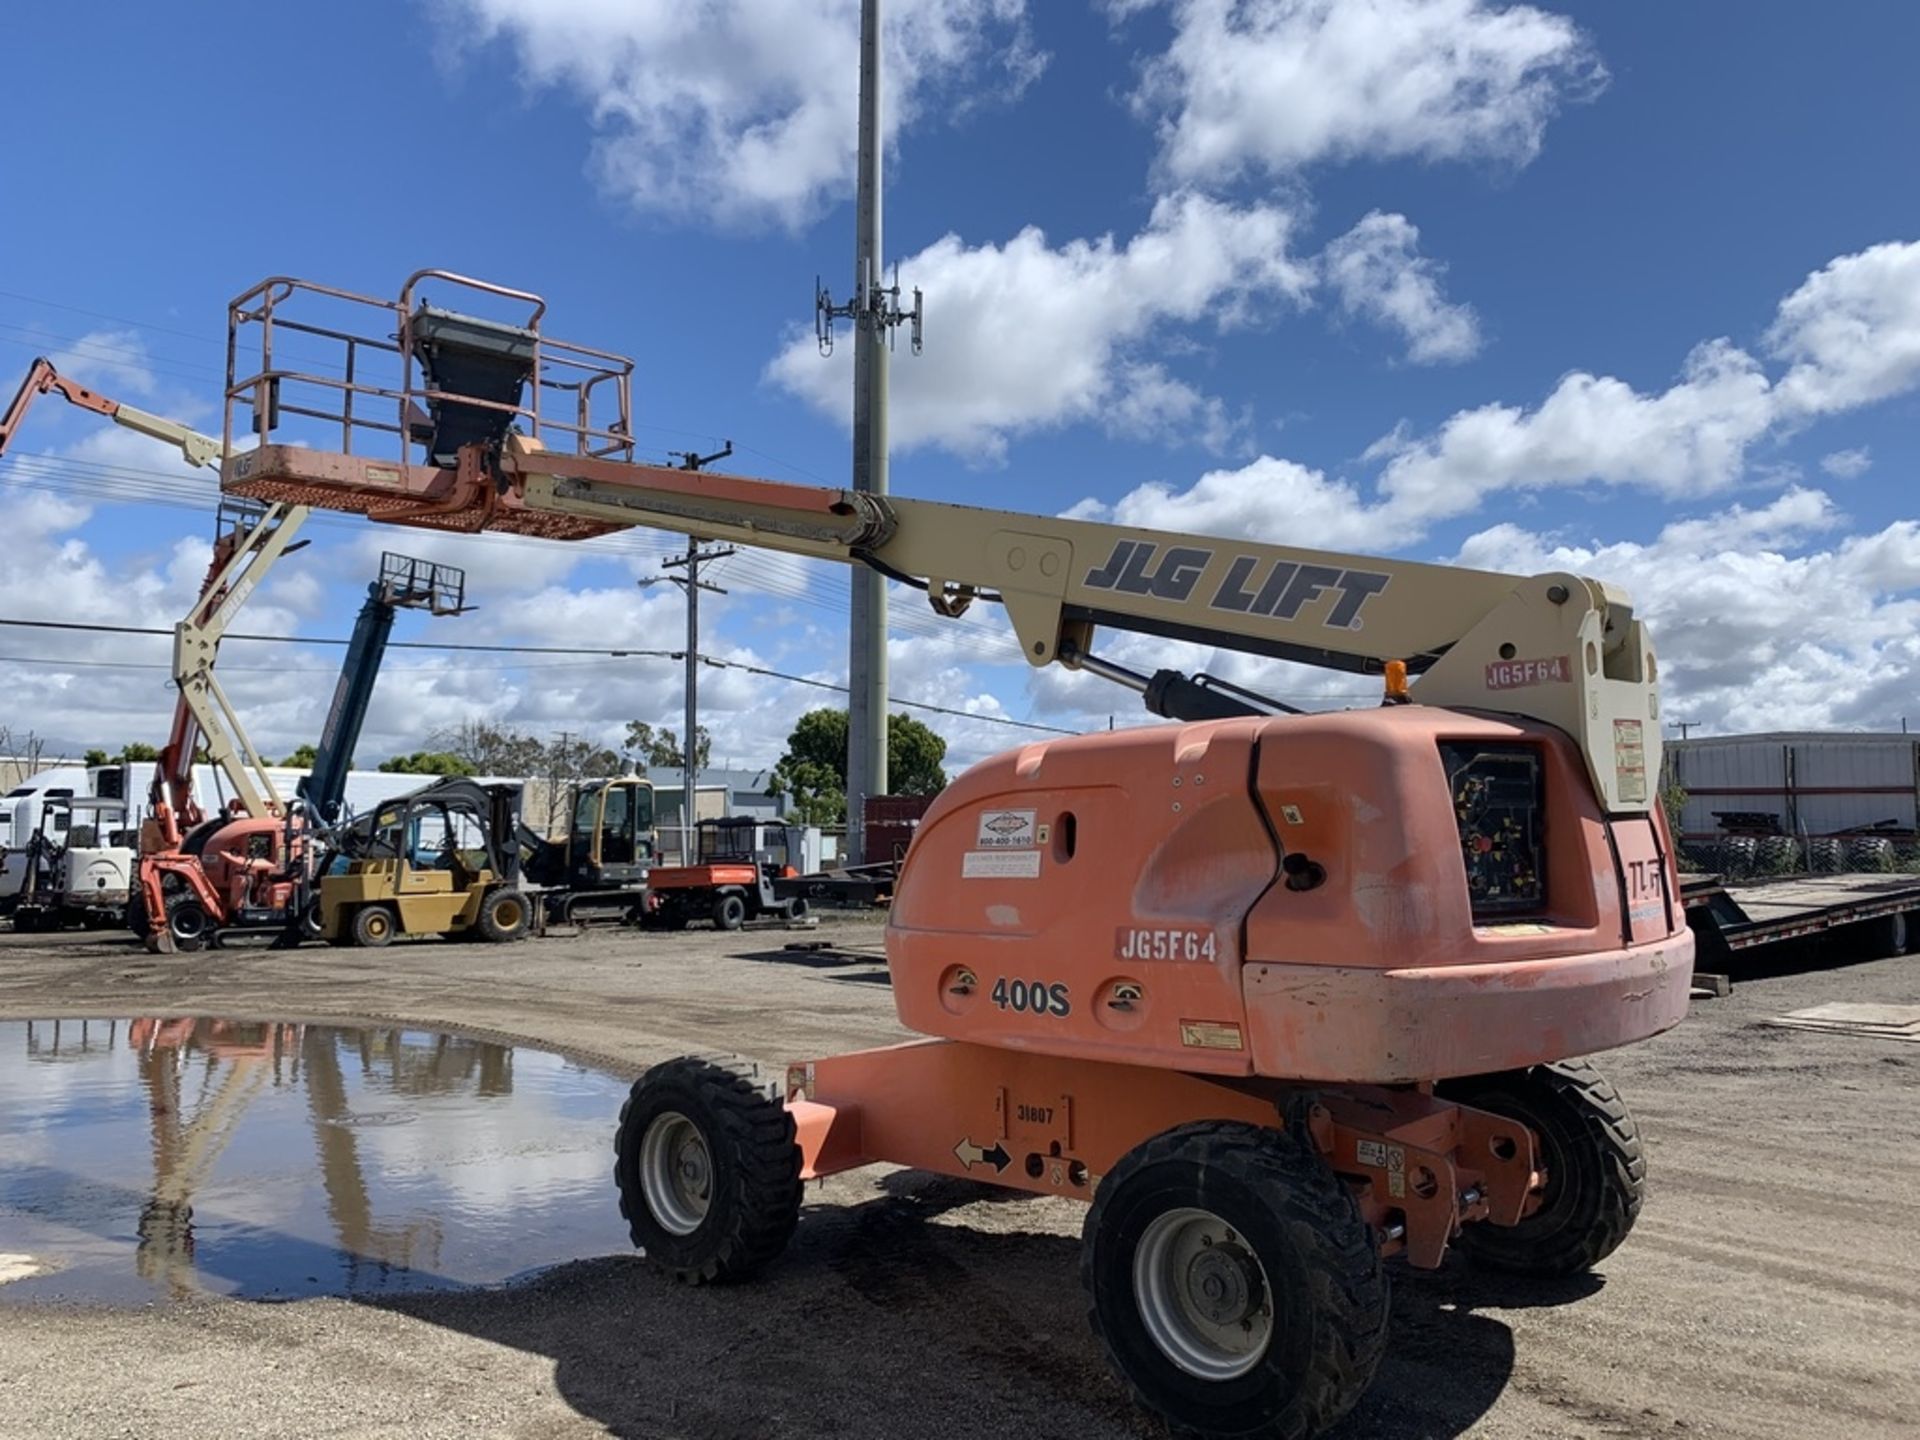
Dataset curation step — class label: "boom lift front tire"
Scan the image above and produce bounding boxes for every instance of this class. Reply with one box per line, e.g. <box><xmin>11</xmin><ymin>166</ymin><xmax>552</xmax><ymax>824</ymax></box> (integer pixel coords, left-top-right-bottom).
<box><xmin>1082</xmin><ymin>1122</ymin><xmax>1388</xmax><ymax>1440</ymax></box>
<box><xmin>477</xmin><ymin>888</ymin><xmax>530</xmax><ymax>943</ymax></box>
<box><xmin>613</xmin><ymin>1056</ymin><xmax>801</xmax><ymax>1285</ymax></box>
<box><xmin>351</xmin><ymin>904</ymin><xmax>396</xmax><ymax>949</ymax></box>
<box><xmin>166</xmin><ymin>897</ymin><xmax>210</xmax><ymax>953</ymax></box>
<box><xmin>1438</xmin><ymin>1059</ymin><xmax>1644</xmax><ymax>1276</ymax></box>
<box><xmin>711</xmin><ymin>892</ymin><xmax>747</xmax><ymax>931</ymax></box>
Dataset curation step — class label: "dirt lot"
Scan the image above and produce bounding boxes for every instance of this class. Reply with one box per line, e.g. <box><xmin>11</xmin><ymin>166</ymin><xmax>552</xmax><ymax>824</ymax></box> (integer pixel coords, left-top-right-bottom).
<box><xmin>1</xmin><ymin>917</ymin><xmax>1916</xmax><ymax>1440</ymax></box>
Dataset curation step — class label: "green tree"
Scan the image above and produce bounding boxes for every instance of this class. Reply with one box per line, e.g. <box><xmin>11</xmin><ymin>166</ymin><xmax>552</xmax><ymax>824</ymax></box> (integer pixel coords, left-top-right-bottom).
<box><xmin>119</xmin><ymin>742</ymin><xmax>160</xmax><ymax>763</ymax></box>
<box><xmin>886</xmin><ymin>714</ymin><xmax>948</xmax><ymax>797</ymax></box>
<box><xmin>767</xmin><ymin>709</ymin><xmax>947</xmax><ymax>826</ymax></box>
<box><xmin>427</xmin><ymin>720</ymin><xmax>548</xmax><ymax>777</ymax></box>
<box><xmin>83</xmin><ymin>749</ymin><xmax>109</xmax><ymax>768</ymax></box>
<box><xmin>379</xmin><ymin>751</ymin><xmax>478</xmax><ymax>777</ymax></box>
<box><xmin>623</xmin><ymin>721</ymin><xmax>713</xmax><ymax>772</ymax></box>
<box><xmin>281</xmin><ymin>743</ymin><xmax>319</xmax><ymax>768</ymax></box>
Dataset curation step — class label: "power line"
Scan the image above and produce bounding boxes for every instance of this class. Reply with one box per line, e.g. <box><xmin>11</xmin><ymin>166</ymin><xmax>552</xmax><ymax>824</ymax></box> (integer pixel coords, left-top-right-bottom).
<box><xmin>692</xmin><ymin>653</ymin><xmax>1078</xmax><ymax>735</ymax></box>
<box><xmin>0</xmin><ymin>617</ymin><xmax>1074</xmax><ymax>735</ymax></box>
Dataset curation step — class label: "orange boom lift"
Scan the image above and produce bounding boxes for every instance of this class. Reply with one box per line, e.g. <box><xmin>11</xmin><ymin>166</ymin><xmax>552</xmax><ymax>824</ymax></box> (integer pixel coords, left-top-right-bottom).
<box><xmin>213</xmin><ymin>272</ymin><xmax>1691</xmax><ymax>1439</ymax></box>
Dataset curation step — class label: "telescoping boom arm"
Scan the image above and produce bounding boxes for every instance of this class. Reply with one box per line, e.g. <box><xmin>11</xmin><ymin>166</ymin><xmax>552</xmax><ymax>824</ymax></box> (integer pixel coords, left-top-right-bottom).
<box><xmin>237</xmin><ymin>431</ymin><xmax>1662</xmax><ymax>813</ymax></box>
<box><xmin>1</xmin><ymin>357</ymin><xmax>227</xmax><ymax>471</ymax></box>
<box><xmin>511</xmin><ymin>438</ymin><xmax>1661</xmax><ymax>811</ymax></box>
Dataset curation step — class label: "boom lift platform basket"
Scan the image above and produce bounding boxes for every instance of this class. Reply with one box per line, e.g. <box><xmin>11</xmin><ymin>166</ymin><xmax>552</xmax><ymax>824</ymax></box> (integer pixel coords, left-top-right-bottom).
<box><xmin>211</xmin><ymin>270</ymin><xmax>1692</xmax><ymax>1440</ymax></box>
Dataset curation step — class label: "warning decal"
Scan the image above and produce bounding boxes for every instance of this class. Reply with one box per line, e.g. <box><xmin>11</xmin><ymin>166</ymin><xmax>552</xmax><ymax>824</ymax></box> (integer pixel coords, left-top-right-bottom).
<box><xmin>1613</xmin><ymin>718</ymin><xmax>1648</xmax><ymax>804</ymax></box>
<box><xmin>963</xmin><ymin>850</ymin><xmax>1042</xmax><ymax>880</ymax></box>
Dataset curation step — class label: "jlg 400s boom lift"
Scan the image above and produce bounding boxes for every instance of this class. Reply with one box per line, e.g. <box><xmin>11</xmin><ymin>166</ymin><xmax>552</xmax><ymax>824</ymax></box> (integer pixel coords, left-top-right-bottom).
<box><xmin>216</xmin><ymin>272</ymin><xmax>1692</xmax><ymax>1440</ymax></box>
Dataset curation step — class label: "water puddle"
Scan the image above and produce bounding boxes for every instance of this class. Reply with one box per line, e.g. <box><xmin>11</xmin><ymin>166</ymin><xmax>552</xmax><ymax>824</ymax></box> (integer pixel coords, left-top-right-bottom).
<box><xmin>0</xmin><ymin>1018</ymin><xmax>633</xmax><ymax>1303</ymax></box>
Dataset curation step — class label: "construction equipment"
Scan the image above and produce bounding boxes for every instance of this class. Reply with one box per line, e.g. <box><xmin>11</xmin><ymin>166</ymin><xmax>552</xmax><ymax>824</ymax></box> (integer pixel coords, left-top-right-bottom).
<box><xmin>644</xmin><ymin>816</ymin><xmax>810</xmax><ymax>930</ymax></box>
<box><xmin>0</xmin><ymin>359</ymin><xmax>315</xmax><ymax>950</ymax></box>
<box><xmin>320</xmin><ymin>776</ymin><xmax>530</xmax><ymax>946</ymax></box>
<box><xmin>519</xmin><ymin>775</ymin><xmax>657</xmax><ymax>925</ymax></box>
<box><xmin>298</xmin><ymin>553</ymin><xmax>470</xmax><ymax>827</ymax></box>
<box><xmin>212</xmin><ymin>271</ymin><xmax>1690</xmax><ymax>1439</ymax></box>
<box><xmin>132</xmin><ymin>543</ymin><xmax>468</xmax><ymax>951</ymax></box>
<box><xmin>2</xmin><ymin>359</ymin><xmax>470</xmax><ymax>952</ymax></box>
<box><xmin>2</xmin><ymin>796</ymin><xmax>136</xmax><ymax>931</ymax></box>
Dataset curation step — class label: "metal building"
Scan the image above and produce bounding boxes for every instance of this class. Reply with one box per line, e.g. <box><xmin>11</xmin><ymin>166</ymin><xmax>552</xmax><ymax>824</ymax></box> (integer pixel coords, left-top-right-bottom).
<box><xmin>1664</xmin><ymin>732</ymin><xmax>1920</xmax><ymax>840</ymax></box>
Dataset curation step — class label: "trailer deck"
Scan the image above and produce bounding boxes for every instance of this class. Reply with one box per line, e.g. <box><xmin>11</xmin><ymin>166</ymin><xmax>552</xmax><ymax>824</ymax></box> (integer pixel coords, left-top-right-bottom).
<box><xmin>1681</xmin><ymin>871</ymin><xmax>1920</xmax><ymax>959</ymax></box>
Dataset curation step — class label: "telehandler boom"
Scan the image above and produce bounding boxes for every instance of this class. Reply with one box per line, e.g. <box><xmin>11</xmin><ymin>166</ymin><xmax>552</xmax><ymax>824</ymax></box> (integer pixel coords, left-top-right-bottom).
<box><xmin>214</xmin><ymin>271</ymin><xmax>1692</xmax><ymax>1440</ymax></box>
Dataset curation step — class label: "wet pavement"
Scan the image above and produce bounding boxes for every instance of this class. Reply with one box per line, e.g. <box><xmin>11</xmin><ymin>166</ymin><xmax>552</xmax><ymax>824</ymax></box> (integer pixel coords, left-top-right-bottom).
<box><xmin>0</xmin><ymin>1017</ymin><xmax>634</xmax><ymax>1303</ymax></box>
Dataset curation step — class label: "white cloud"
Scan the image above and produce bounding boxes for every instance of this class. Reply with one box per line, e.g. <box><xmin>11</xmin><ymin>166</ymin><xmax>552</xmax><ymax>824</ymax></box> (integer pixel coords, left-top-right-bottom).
<box><xmin>1065</xmin><ymin>454</ymin><xmax>1390</xmax><ymax>550</ymax></box>
<box><xmin>1323</xmin><ymin>210</ymin><xmax>1482</xmax><ymax>364</ymax></box>
<box><xmin>766</xmin><ymin>191</ymin><xmax>1314</xmax><ymax>459</ymax></box>
<box><xmin>45</xmin><ymin>329</ymin><xmax>158</xmax><ymax>398</ymax></box>
<box><xmin>1452</xmin><ymin>494</ymin><xmax>1920</xmax><ymax>734</ymax></box>
<box><xmin>1768</xmin><ymin>241</ymin><xmax>1920</xmax><ymax>417</ymax></box>
<box><xmin>1121</xmin><ymin>0</ymin><xmax>1604</xmax><ymax>186</ymax></box>
<box><xmin>432</xmin><ymin>0</ymin><xmax>1043</xmax><ymax>229</ymax></box>
<box><xmin>1820</xmin><ymin>446</ymin><xmax>1872</xmax><ymax>479</ymax></box>
<box><xmin>1083</xmin><ymin>238</ymin><xmax>1920</xmax><ymax>548</ymax></box>
<box><xmin>1370</xmin><ymin>336</ymin><xmax>1776</xmax><ymax>526</ymax></box>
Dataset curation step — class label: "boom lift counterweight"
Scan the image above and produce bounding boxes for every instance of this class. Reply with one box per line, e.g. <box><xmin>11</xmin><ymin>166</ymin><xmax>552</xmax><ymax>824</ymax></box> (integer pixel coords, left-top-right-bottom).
<box><xmin>205</xmin><ymin>272</ymin><xmax>1691</xmax><ymax>1440</ymax></box>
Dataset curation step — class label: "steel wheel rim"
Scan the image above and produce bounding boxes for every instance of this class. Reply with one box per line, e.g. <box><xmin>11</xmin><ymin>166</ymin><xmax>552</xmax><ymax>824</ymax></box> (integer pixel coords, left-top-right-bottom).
<box><xmin>1133</xmin><ymin>1206</ymin><xmax>1274</xmax><ymax>1381</ymax></box>
<box><xmin>365</xmin><ymin>912</ymin><xmax>390</xmax><ymax>939</ymax></box>
<box><xmin>496</xmin><ymin>897</ymin><xmax>524</xmax><ymax>928</ymax></box>
<box><xmin>640</xmin><ymin>1110</ymin><xmax>713</xmax><ymax>1236</ymax></box>
<box><xmin>171</xmin><ymin>906</ymin><xmax>206</xmax><ymax>939</ymax></box>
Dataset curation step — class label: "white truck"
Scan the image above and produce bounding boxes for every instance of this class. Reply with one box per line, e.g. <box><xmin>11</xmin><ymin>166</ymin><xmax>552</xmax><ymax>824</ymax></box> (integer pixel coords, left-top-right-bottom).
<box><xmin>0</xmin><ymin>765</ymin><xmax>92</xmax><ymax>900</ymax></box>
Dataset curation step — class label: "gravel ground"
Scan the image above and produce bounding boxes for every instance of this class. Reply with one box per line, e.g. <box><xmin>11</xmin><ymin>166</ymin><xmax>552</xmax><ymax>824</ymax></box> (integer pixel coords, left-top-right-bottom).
<box><xmin>0</xmin><ymin>916</ymin><xmax>1916</xmax><ymax>1440</ymax></box>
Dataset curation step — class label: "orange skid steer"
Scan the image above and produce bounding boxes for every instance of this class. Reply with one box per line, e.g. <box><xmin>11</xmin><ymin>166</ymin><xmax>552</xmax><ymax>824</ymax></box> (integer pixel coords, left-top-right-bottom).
<box><xmin>209</xmin><ymin>270</ymin><xmax>1693</xmax><ymax>1439</ymax></box>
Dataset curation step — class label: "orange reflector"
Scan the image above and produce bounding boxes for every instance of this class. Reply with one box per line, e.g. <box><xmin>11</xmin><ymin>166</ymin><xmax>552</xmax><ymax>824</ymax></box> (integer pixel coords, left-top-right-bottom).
<box><xmin>1384</xmin><ymin>660</ymin><xmax>1410</xmax><ymax>703</ymax></box>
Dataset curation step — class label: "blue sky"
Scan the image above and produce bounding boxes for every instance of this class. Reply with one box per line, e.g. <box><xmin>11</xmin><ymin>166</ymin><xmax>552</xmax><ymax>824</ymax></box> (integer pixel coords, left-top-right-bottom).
<box><xmin>2</xmin><ymin>0</ymin><xmax>1917</xmax><ymax>770</ymax></box>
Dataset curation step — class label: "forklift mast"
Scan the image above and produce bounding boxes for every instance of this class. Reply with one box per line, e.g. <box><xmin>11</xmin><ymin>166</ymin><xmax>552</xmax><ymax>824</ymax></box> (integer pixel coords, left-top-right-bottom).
<box><xmin>297</xmin><ymin>554</ymin><xmax>469</xmax><ymax>827</ymax></box>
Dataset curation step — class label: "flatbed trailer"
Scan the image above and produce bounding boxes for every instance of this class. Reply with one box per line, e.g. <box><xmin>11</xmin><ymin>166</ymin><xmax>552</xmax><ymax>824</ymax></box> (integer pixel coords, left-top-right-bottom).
<box><xmin>776</xmin><ymin>860</ymin><xmax>898</xmax><ymax>910</ymax></box>
<box><xmin>1681</xmin><ymin>871</ymin><xmax>1920</xmax><ymax>964</ymax></box>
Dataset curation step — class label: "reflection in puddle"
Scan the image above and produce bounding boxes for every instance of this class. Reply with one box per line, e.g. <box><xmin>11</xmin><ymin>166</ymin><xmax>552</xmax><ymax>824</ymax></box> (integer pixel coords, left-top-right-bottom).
<box><xmin>0</xmin><ymin>1018</ymin><xmax>632</xmax><ymax>1303</ymax></box>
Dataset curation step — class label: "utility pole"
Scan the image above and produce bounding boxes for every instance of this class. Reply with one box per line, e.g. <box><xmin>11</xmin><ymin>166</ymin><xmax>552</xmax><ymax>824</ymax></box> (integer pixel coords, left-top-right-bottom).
<box><xmin>643</xmin><ymin>441</ymin><xmax>737</xmax><ymax>862</ymax></box>
<box><xmin>549</xmin><ymin>730</ymin><xmax>576</xmax><ymax>834</ymax></box>
<box><xmin>815</xmin><ymin>0</ymin><xmax>922</xmax><ymax>863</ymax></box>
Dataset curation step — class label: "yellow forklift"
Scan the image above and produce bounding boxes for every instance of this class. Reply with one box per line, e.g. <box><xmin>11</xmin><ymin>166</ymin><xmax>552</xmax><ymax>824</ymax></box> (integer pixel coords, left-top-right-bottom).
<box><xmin>319</xmin><ymin>779</ymin><xmax>531</xmax><ymax>947</ymax></box>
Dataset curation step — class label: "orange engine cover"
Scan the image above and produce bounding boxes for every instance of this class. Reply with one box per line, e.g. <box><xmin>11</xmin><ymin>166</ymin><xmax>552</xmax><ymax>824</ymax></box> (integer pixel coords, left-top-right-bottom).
<box><xmin>887</xmin><ymin>707</ymin><xmax>1693</xmax><ymax>1084</ymax></box>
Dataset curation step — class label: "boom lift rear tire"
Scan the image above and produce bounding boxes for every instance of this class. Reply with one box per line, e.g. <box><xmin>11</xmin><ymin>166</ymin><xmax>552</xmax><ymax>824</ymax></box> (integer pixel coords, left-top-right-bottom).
<box><xmin>477</xmin><ymin>888</ymin><xmax>530</xmax><ymax>943</ymax></box>
<box><xmin>352</xmin><ymin>904</ymin><xmax>396</xmax><ymax>949</ymax></box>
<box><xmin>1082</xmin><ymin>1121</ymin><xmax>1387</xmax><ymax>1440</ymax></box>
<box><xmin>613</xmin><ymin>1056</ymin><xmax>801</xmax><ymax>1285</ymax></box>
<box><xmin>711</xmin><ymin>892</ymin><xmax>747</xmax><ymax>931</ymax></box>
<box><xmin>1437</xmin><ymin>1060</ymin><xmax>1643</xmax><ymax>1276</ymax></box>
